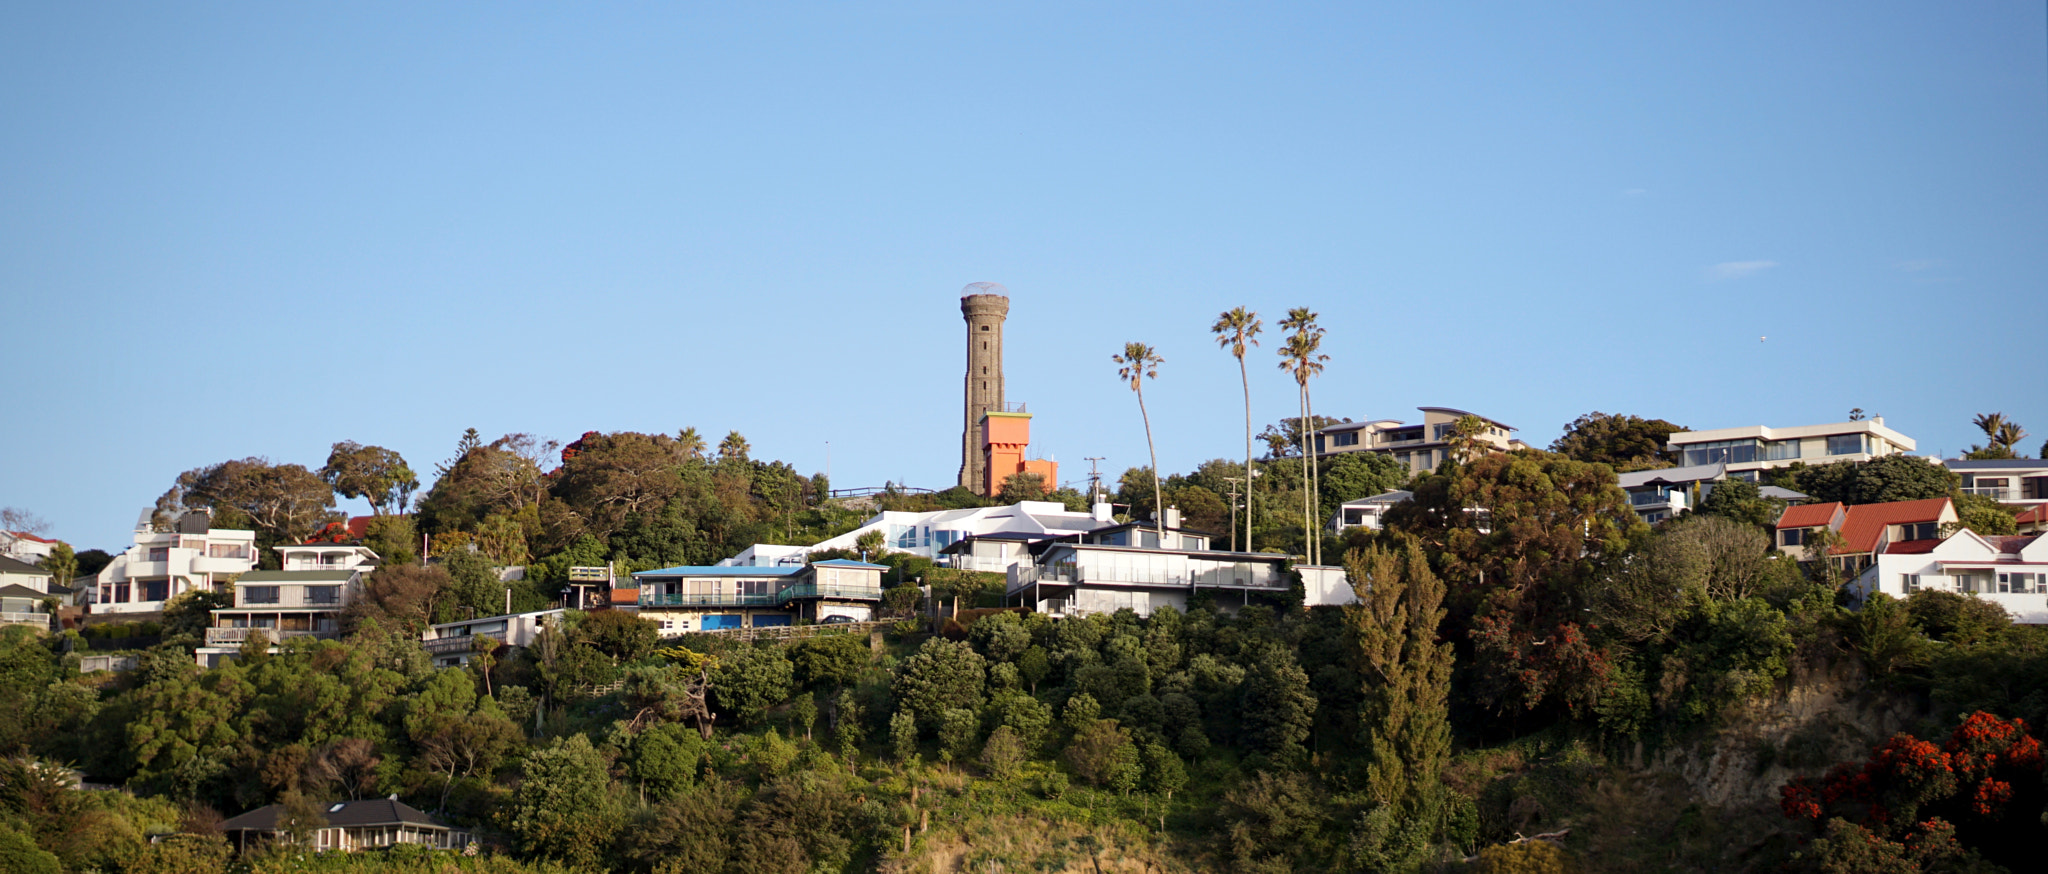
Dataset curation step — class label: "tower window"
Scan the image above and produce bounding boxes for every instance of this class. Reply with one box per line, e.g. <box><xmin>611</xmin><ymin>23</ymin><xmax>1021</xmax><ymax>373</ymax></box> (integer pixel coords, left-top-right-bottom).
<box><xmin>980</xmin><ymin>325</ymin><xmax>990</xmax><ymax>331</ymax></box>
<box><xmin>981</xmin><ymin>366</ymin><xmax>987</xmax><ymax>374</ymax></box>
<box><xmin>982</xmin><ymin>341</ymin><xmax>988</xmax><ymax>350</ymax></box>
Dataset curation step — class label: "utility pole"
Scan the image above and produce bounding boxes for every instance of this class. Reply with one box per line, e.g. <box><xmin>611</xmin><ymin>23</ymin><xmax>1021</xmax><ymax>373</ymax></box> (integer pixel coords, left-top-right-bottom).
<box><xmin>1084</xmin><ymin>457</ymin><xmax>1107</xmax><ymax>504</ymax></box>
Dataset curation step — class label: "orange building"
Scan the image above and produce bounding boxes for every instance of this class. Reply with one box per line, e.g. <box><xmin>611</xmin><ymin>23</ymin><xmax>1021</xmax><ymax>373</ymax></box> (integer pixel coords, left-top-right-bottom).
<box><xmin>982</xmin><ymin>410</ymin><xmax>1058</xmax><ymax>496</ymax></box>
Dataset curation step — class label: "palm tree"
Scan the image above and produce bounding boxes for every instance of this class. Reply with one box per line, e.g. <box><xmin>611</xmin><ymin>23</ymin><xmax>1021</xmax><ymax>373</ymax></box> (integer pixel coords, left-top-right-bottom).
<box><xmin>676</xmin><ymin>427</ymin><xmax>706</xmax><ymax>460</ymax></box>
<box><xmin>1212</xmin><ymin>308</ymin><xmax>1263</xmax><ymax>552</ymax></box>
<box><xmin>1113</xmin><ymin>342</ymin><xmax>1167</xmax><ymax>545</ymax></box>
<box><xmin>1970</xmin><ymin>413</ymin><xmax>2029</xmax><ymax>459</ymax></box>
<box><xmin>1277</xmin><ymin>311</ymin><xmax>1327</xmax><ymax>564</ymax></box>
<box><xmin>718</xmin><ymin>431</ymin><xmax>751</xmax><ymax>461</ymax></box>
<box><xmin>1278</xmin><ymin>308</ymin><xmax>1327</xmax><ymax>564</ymax></box>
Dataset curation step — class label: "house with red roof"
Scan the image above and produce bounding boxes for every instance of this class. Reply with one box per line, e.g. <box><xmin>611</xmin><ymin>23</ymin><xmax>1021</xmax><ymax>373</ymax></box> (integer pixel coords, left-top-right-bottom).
<box><xmin>1774</xmin><ymin>497</ymin><xmax>1956</xmax><ymax>572</ymax></box>
<box><xmin>0</xmin><ymin>530</ymin><xmax>58</xmax><ymax>565</ymax></box>
<box><xmin>1852</xmin><ymin>530</ymin><xmax>2048</xmax><ymax>624</ymax></box>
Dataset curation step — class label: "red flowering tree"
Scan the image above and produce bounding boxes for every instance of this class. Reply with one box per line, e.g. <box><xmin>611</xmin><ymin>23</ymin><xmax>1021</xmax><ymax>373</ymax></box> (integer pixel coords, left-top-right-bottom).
<box><xmin>1780</xmin><ymin>711</ymin><xmax>2044</xmax><ymax>870</ymax></box>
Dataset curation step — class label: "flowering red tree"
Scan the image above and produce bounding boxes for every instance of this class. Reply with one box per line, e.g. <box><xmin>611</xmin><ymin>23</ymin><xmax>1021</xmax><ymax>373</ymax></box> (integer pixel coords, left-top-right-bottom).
<box><xmin>1781</xmin><ymin>711</ymin><xmax>2044</xmax><ymax>869</ymax></box>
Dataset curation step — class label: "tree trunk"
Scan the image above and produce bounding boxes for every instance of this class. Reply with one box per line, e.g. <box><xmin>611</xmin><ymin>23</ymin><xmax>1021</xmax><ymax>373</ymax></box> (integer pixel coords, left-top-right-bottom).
<box><xmin>1239</xmin><ymin>353</ymin><xmax>1254</xmax><ymax>553</ymax></box>
<box><xmin>1138</xmin><ymin>385</ymin><xmax>1164</xmax><ymax>545</ymax></box>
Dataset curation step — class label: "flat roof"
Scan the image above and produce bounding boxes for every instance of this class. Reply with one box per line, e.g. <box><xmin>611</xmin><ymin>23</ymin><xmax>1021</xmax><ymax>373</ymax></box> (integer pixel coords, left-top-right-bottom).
<box><xmin>1943</xmin><ymin>459</ymin><xmax>2048</xmax><ymax>471</ymax></box>
<box><xmin>637</xmin><ymin>565</ymin><xmax>807</xmax><ymax>578</ymax></box>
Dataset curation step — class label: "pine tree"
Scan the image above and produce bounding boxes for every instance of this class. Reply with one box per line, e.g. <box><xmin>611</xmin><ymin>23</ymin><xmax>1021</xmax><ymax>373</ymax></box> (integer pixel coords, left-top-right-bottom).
<box><xmin>1345</xmin><ymin>539</ymin><xmax>1452</xmax><ymax>809</ymax></box>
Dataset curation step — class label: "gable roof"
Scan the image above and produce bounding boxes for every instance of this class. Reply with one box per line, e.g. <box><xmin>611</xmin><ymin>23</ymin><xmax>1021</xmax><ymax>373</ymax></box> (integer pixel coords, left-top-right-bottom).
<box><xmin>1837</xmin><ymin>498</ymin><xmax>1954</xmax><ymax>554</ymax></box>
<box><xmin>1776</xmin><ymin>502</ymin><xmax>1843</xmax><ymax>530</ymax></box>
<box><xmin>0</xmin><ymin>555</ymin><xmax>49</xmax><ymax>575</ymax></box>
<box><xmin>2016</xmin><ymin>505</ymin><xmax>2048</xmax><ymax>526</ymax></box>
<box><xmin>2</xmin><ymin>531</ymin><xmax>56</xmax><ymax>544</ymax></box>
<box><xmin>0</xmin><ymin>584</ymin><xmax>48</xmax><ymax>599</ymax></box>
<box><xmin>220</xmin><ymin>797</ymin><xmax>448</xmax><ymax>832</ymax></box>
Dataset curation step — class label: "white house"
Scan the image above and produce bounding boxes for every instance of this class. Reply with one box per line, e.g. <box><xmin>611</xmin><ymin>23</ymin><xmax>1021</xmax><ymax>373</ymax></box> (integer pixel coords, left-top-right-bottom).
<box><xmin>1005</xmin><ymin>516</ymin><xmax>1326</xmax><ymax>617</ymax></box>
<box><xmin>621</xmin><ymin>559</ymin><xmax>887</xmax><ymax>633</ymax></box>
<box><xmin>1666</xmin><ymin>418</ymin><xmax>1916</xmax><ymax>478</ymax></box>
<box><xmin>721</xmin><ymin>500</ymin><xmax>1115</xmax><ymax>568</ymax></box>
<box><xmin>422</xmin><ymin>608</ymin><xmax>564</xmax><ymax>669</ymax></box>
<box><xmin>93</xmin><ymin>510</ymin><xmax>257</xmax><ymax>615</ymax></box>
<box><xmin>194</xmin><ymin>543</ymin><xmax>377</xmax><ymax>667</ymax></box>
<box><xmin>1313</xmin><ymin>407</ymin><xmax>1531</xmax><ymax>475</ymax></box>
<box><xmin>0</xmin><ymin>530</ymin><xmax>57</xmax><ymax>565</ymax></box>
<box><xmin>1852</xmin><ymin>531</ymin><xmax>2048</xmax><ymax>624</ymax></box>
<box><xmin>1328</xmin><ymin>490</ymin><xmax>1414</xmax><ymax>535</ymax></box>
<box><xmin>1944</xmin><ymin>458</ymin><xmax>2048</xmax><ymax>512</ymax></box>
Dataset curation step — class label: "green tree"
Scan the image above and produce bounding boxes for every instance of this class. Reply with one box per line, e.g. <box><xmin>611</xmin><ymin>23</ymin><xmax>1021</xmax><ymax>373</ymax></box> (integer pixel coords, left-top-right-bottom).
<box><xmin>789</xmin><ymin>632</ymin><xmax>869</xmax><ymax>690</ymax></box>
<box><xmin>159</xmin><ymin>589</ymin><xmax>232</xmax><ymax>640</ymax></box>
<box><xmin>156</xmin><ymin>458</ymin><xmax>340</xmax><ymax>546</ymax></box>
<box><xmin>1773</xmin><ymin>455</ymin><xmax>1958</xmax><ymax>505</ymax></box>
<box><xmin>1695</xmin><ymin>478</ymin><xmax>1784</xmax><ymax>530</ymax></box>
<box><xmin>998</xmin><ymin>471</ymin><xmax>1049</xmax><ymax>502</ymax></box>
<box><xmin>572</xmin><ymin>609</ymin><xmax>658</xmax><ymax>662</ymax></box>
<box><xmin>711</xmin><ymin>645</ymin><xmax>794</xmax><ymax>726</ymax></box>
<box><xmin>1317</xmin><ymin>451</ymin><xmax>1408</xmax><ymax>521</ymax></box>
<box><xmin>360</xmin><ymin>513</ymin><xmax>418</xmax><ymax>566</ymax></box>
<box><xmin>937</xmin><ymin>707</ymin><xmax>978</xmax><ymax>766</ymax></box>
<box><xmin>41</xmin><ymin>542</ymin><xmax>76</xmax><ymax>588</ymax></box>
<box><xmin>980</xmin><ymin>724</ymin><xmax>1026</xmax><ymax>781</ymax></box>
<box><xmin>1345</xmin><ymin>540</ymin><xmax>1453</xmax><ymax>809</ymax></box>
<box><xmin>507</xmin><ymin>734</ymin><xmax>617</xmax><ymax>867</ymax></box>
<box><xmin>892</xmin><ymin>638</ymin><xmax>986</xmax><ymax>730</ymax></box>
<box><xmin>1549</xmin><ymin>412</ymin><xmax>1687</xmax><ymax>471</ymax></box>
<box><xmin>1141</xmin><ymin>741</ymin><xmax>1188</xmax><ymax>800</ymax></box>
<box><xmin>1065</xmin><ymin>718</ymin><xmax>1139</xmax><ymax>788</ymax></box>
<box><xmin>1278</xmin><ymin>308</ymin><xmax>1330</xmax><ymax>565</ymax></box>
<box><xmin>319</xmin><ymin>441</ymin><xmax>420</xmax><ymax>515</ymax></box>
<box><xmin>1114</xmin><ymin>342</ymin><xmax>1168</xmax><ymax>543</ymax></box>
<box><xmin>1951</xmin><ymin>493</ymin><xmax>2019</xmax><ymax>537</ymax></box>
<box><xmin>1240</xmin><ymin>646</ymin><xmax>1318</xmax><ymax>763</ymax></box>
<box><xmin>1213</xmin><ymin>306</ymin><xmax>1264</xmax><ymax>551</ymax></box>
<box><xmin>1964</xmin><ymin>412</ymin><xmax>2029</xmax><ymax>459</ymax></box>
<box><xmin>890</xmin><ymin>709</ymin><xmax>918</xmax><ymax>763</ymax></box>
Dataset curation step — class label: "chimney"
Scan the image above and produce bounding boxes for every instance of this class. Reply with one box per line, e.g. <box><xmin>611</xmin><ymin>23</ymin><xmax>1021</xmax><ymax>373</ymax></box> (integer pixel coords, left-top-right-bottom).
<box><xmin>1164</xmin><ymin>506</ymin><xmax>1182</xmax><ymax>530</ymax></box>
<box><xmin>1092</xmin><ymin>502</ymin><xmax>1113</xmax><ymax>523</ymax></box>
<box><xmin>1872</xmin><ymin>416</ymin><xmax>1884</xmax><ymax>425</ymax></box>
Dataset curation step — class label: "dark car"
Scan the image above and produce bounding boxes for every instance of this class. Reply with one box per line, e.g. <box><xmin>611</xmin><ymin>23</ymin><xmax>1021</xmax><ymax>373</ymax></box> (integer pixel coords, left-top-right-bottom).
<box><xmin>821</xmin><ymin>615</ymin><xmax>857</xmax><ymax>624</ymax></box>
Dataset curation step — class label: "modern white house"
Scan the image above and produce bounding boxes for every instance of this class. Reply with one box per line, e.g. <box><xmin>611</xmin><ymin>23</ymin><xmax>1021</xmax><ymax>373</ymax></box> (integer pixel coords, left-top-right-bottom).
<box><xmin>1313</xmin><ymin>407</ymin><xmax>1531</xmax><ymax>475</ymax></box>
<box><xmin>720</xmin><ymin>500</ymin><xmax>1115</xmax><ymax>568</ymax></box>
<box><xmin>619</xmin><ymin>559</ymin><xmax>887</xmax><ymax>633</ymax></box>
<box><xmin>1328</xmin><ymin>490</ymin><xmax>1414</xmax><ymax>535</ymax></box>
<box><xmin>1004</xmin><ymin>517</ymin><xmax>1326</xmax><ymax>618</ymax></box>
<box><xmin>1665</xmin><ymin>418</ymin><xmax>1917</xmax><ymax>479</ymax></box>
<box><xmin>1944</xmin><ymin>458</ymin><xmax>2048</xmax><ymax>511</ymax></box>
<box><xmin>193</xmin><ymin>543</ymin><xmax>377</xmax><ymax>667</ymax></box>
<box><xmin>93</xmin><ymin>510</ymin><xmax>257</xmax><ymax>615</ymax></box>
<box><xmin>422</xmin><ymin>608</ymin><xmax>565</xmax><ymax>669</ymax></box>
<box><xmin>1852</xmin><ymin>531</ymin><xmax>2048</xmax><ymax>625</ymax></box>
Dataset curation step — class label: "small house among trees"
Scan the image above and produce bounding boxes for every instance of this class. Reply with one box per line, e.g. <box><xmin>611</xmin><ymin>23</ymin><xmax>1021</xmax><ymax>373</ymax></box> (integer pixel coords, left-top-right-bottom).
<box><xmin>218</xmin><ymin>796</ymin><xmax>471</xmax><ymax>853</ymax></box>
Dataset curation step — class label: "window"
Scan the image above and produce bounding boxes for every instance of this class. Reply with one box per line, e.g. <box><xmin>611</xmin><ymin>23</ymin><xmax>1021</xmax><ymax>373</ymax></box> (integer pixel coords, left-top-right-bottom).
<box><xmin>141</xmin><ymin>579</ymin><xmax>168</xmax><ymax>602</ymax></box>
<box><xmin>1782</xmin><ymin>528</ymin><xmax>1805</xmax><ymax>547</ymax></box>
<box><xmin>147</xmin><ymin>547</ymin><xmax>169</xmax><ymax>562</ymax></box>
<box><xmin>1681</xmin><ymin>439</ymin><xmax>1761</xmax><ymax>466</ymax></box>
<box><xmin>1333</xmin><ymin>432</ymin><xmax>1360</xmax><ymax>447</ymax></box>
<box><xmin>1825</xmin><ymin>434</ymin><xmax>1864</xmax><ymax>456</ymax></box>
<box><xmin>1904</xmin><ymin>574</ymin><xmax>1920</xmax><ymax>592</ymax></box>
<box><xmin>243</xmin><ymin>586</ymin><xmax>280</xmax><ymax>605</ymax></box>
<box><xmin>1765</xmin><ymin>440</ymin><xmax>1803</xmax><ymax>461</ymax></box>
<box><xmin>1899</xmin><ymin>522</ymin><xmax>1938</xmax><ymax>541</ymax></box>
<box><xmin>305</xmin><ymin>586</ymin><xmax>340</xmax><ymax>605</ymax></box>
<box><xmin>980</xmin><ymin>325</ymin><xmax>990</xmax><ymax>332</ymax></box>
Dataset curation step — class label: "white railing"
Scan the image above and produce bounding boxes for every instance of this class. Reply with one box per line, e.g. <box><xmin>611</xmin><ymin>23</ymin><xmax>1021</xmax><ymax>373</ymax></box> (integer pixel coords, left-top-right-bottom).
<box><xmin>0</xmin><ymin>612</ymin><xmax>46</xmax><ymax>626</ymax></box>
<box><xmin>947</xmin><ymin>555</ymin><xmax>1017</xmax><ymax>573</ymax></box>
<box><xmin>1961</xmin><ymin>486</ymin><xmax>2022</xmax><ymax>502</ymax></box>
<box><xmin>204</xmin><ymin>627</ymin><xmax>336</xmax><ymax>645</ymax></box>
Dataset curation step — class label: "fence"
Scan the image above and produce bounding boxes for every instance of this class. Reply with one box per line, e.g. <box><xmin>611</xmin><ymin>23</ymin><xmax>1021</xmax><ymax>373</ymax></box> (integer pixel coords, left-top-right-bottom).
<box><xmin>661</xmin><ymin>620</ymin><xmax>890</xmax><ymax>644</ymax></box>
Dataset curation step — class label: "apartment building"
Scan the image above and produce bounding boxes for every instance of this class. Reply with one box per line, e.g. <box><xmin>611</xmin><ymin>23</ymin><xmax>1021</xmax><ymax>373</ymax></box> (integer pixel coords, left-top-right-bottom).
<box><xmin>194</xmin><ymin>543</ymin><xmax>377</xmax><ymax>667</ymax></box>
<box><xmin>1665</xmin><ymin>418</ymin><xmax>1916</xmax><ymax>479</ymax></box>
<box><xmin>1313</xmin><ymin>407</ymin><xmax>1529</xmax><ymax>475</ymax></box>
<box><xmin>93</xmin><ymin>510</ymin><xmax>257</xmax><ymax>615</ymax></box>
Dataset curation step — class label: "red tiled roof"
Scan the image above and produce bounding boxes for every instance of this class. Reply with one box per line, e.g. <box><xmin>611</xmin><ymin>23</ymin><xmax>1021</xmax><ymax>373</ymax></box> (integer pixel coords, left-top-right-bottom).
<box><xmin>2017</xmin><ymin>505</ymin><xmax>2048</xmax><ymax>525</ymax></box>
<box><xmin>1776</xmin><ymin>502</ymin><xmax>1843</xmax><ymax>530</ymax></box>
<box><xmin>1836</xmin><ymin>498</ymin><xmax>1953</xmax><ymax>554</ymax></box>
<box><xmin>1983</xmin><ymin>534</ymin><xmax>2041</xmax><ymax>555</ymax></box>
<box><xmin>1882</xmin><ymin>539</ymin><xmax>1943</xmax><ymax>555</ymax></box>
<box><xmin>3</xmin><ymin>531</ymin><xmax>55</xmax><ymax>544</ymax></box>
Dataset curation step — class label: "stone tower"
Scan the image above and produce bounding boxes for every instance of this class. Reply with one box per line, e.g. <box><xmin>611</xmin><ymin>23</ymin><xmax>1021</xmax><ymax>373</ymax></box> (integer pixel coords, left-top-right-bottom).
<box><xmin>958</xmin><ymin>283</ymin><xmax>1010</xmax><ymax>493</ymax></box>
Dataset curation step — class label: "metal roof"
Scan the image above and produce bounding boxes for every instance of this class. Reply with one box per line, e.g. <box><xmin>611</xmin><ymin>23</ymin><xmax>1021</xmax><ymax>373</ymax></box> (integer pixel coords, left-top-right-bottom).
<box><xmin>636</xmin><ymin>565</ymin><xmax>807</xmax><ymax>578</ymax></box>
<box><xmin>220</xmin><ymin>798</ymin><xmax>449</xmax><ymax>832</ymax></box>
<box><xmin>811</xmin><ymin>559</ymin><xmax>888</xmax><ymax>569</ymax></box>
<box><xmin>1615</xmin><ymin>463</ymin><xmax>1726</xmax><ymax>489</ymax></box>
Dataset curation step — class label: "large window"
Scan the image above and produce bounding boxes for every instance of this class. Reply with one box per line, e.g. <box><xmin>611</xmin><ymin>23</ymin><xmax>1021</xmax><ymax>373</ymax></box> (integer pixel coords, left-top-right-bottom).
<box><xmin>1781</xmin><ymin>528</ymin><xmax>1805</xmax><ymax>547</ymax></box>
<box><xmin>305</xmin><ymin>586</ymin><xmax>340</xmax><ymax>605</ymax></box>
<box><xmin>243</xmin><ymin>586</ymin><xmax>280</xmax><ymax>605</ymax></box>
<box><xmin>1898</xmin><ymin>522</ymin><xmax>1938</xmax><ymax>542</ymax></box>
<box><xmin>1825</xmin><ymin>434</ymin><xmax>1865</xmax><ymax>456</ymax></box>
<box><xmin>1682</xmin><ymin>440</ymin><xmax>1761</xmax><ymax>466</ymax></box>
<box><xmin>140</xmin><ymin>579</ymin><xmax>168</xmax><ymax>601</ymax></box>
<box><xmin>1333</xmin><ymin>432</ymin><xmax>1359</xmax><ymax>447</ymax></box>
<box><xmin>1765</xmin><ymin>440</ymin><xmax>1803</xmax><ymax>461</ymax></box>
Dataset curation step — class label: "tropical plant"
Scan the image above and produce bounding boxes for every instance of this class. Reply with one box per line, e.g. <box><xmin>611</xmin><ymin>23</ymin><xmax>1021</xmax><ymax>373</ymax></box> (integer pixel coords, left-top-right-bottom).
<box><xmin>1212</xmin><ymin>307</ymin><xmax>1263</xmax><ymax>551</ymax></box>
<box><xmin>1113</xmin><ymin>342</ymin><xmax>1167</xmax><ymax>544</ymax></box>
<box><xmin>1277</xmin><ymin>308</ymin><xmax>1328</xmax><ymax>564</ymax></box>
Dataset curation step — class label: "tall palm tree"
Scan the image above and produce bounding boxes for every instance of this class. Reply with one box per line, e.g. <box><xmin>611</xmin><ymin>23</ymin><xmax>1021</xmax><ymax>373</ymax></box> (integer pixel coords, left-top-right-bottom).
<box><xmin>1278</xmin><ymin>309</ymin><xmax>1328</xmax><ymax>564</ymax></box>
<box><xmin>1212</xmin><ymin>308</ymin><xmax>1263</xmax><ymax>552</ymax></box>
<box><xmin>676</xmin><ymin>427</ymin><xmax>706</xmax><ymax>460</ymax></box>
<box><xmin>1114</xmin><ymin>342</ymin><xmax>1167</xmax><ymax>545</ymax></box>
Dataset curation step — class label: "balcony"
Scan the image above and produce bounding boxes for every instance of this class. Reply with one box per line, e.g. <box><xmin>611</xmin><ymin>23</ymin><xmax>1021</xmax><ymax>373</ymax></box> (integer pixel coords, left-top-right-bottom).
<box><xmin>948</xmin><ymin>555</ymin><xmax>1017</xmax><ymax>573</ymax></box>
<box><xmin>637</xmin><ymin>592</ymin><xmax>780</xmax><ymax>609</ymax></box>
<box><xmin>204</xmin><ymin>627</ymin><xmax>337</xmax><ymax>645</ymax></box>
<box><xmin>1009</xmin><ymin>565</ymin><xmax>1286</xmax><ymax>594</ymax></box>
<box><xmin>1961</xmin><ymin>486</ymin><xmax>2022</xmax><ymax>502</ymax></box>
<box><xmin>777</xmin><ymin>583</ymin><xmax>883</xmax><ymax>602</ymax></box>
<box><xmin>424</xmin><ymin>636</ymin><xmax>476</xmax><ymax>655</ymax></box>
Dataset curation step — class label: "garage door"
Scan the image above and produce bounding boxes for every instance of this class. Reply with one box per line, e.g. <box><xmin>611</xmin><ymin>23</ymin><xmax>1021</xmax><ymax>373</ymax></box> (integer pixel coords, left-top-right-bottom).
<box><xmin>752</xmin><ymin>615</ymin><xmax>792</xmax><ymax>627</ymax></box>
<box><xmin>702</xmin><ymin>614</ymin><xmax>744</xmax><ymax>630</ymax></box>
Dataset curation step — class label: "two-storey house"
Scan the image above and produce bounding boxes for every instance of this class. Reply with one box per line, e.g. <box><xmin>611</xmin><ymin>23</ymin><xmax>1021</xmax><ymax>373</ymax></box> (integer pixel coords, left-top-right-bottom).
<box><xmin>421</xmin><ymin>608</ymin><xmax>565</xmax><ymax>669</ymax></box>
<box><xmin>1774</xmin><ymin>497</ymin><xmax>1957</xmax><ymax>573</ymax></box>
<box><xmin>1313</xmin><ymin>407</ymin><xmax>1529</xmax><ymax>475</ymax></box>
<box><xmin>1666</xmin><ymin>418</ymin><xmax>1917</xmax><ymax>480</ymax></box>
<box><xmin>194</xmin><ymin>543</ymin><xmax>377</xmax><ymax>667</ymax></box>
<box><xmin>1004</xmin><ymin>514</ymin><xmax>1337</xmax><ymax>617</ymax></box>
<box><xmin>1852</xmin><ymin>531</ymin><xmax>2048</xmax><ymax>624</ymax></box>
<box><xmin>618</xmin><ymin>559</ymin><xmax>887</xmax><ymax>633</ymax></box>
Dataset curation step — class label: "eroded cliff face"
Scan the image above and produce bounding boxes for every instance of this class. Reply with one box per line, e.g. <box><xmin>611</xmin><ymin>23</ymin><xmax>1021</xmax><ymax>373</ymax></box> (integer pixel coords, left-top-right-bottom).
<box><xmin>1645</xmin><ymin>660</ymin><xmax>1920</xmax><ymax>810</ymax></box>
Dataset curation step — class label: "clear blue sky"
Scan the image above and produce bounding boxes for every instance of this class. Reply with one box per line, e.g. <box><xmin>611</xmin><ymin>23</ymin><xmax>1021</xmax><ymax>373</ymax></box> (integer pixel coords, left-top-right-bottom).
<box><xmin>4</xmin><ymin>3</ymin><xmax>2044</xmax><ymax>552</ymax></box>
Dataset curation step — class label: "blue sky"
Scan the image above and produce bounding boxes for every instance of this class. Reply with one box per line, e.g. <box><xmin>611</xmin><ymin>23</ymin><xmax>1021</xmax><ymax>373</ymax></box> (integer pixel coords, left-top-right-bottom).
<box><xmin>4</xmin><ymin>3</ymin><xmax>2044</xmax><ymax>551</ymax></box>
